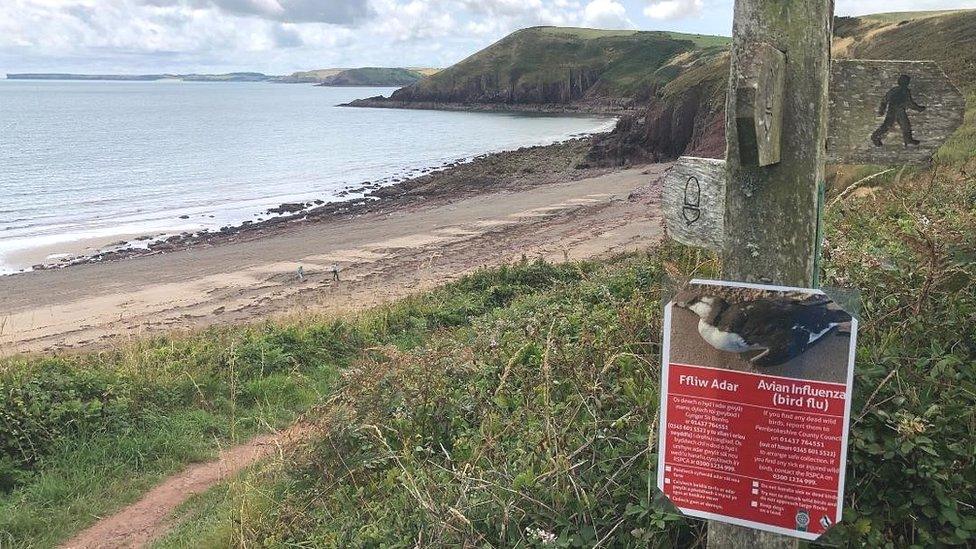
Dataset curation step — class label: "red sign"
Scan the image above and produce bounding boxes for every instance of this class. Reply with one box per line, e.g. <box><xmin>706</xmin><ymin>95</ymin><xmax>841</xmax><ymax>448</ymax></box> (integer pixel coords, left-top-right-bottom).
<box><xmin>658</xmin><ymin>280</ymin><xmax>857</xmax><ymax>540</ymax></box>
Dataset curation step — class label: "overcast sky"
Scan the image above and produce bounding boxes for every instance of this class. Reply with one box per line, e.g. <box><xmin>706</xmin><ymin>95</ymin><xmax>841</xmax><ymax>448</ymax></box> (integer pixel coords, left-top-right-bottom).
<box><xmin>1</xmin><ymin>0</ymin><xmax>973</xmax><ymax>75</ymax></box>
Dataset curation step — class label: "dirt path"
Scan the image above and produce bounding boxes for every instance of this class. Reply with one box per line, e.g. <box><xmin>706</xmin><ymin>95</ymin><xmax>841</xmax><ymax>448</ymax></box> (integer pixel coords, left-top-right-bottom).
<box><xmin>0</xmin><ymin>165</ymin><xmax>667</xmax><ymax>355</ymax></box>
<box><xmin>61</xmin><ymin>424</ymin><xmax>310</xmax><ymax>549</ymax></box>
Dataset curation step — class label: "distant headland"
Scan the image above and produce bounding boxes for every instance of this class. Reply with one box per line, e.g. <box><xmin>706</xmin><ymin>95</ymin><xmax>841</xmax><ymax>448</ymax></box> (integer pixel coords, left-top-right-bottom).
<box><xmin>4</xmin><ymin>67</ymin><xmax>441</xmax><ymax>86</ymax></box>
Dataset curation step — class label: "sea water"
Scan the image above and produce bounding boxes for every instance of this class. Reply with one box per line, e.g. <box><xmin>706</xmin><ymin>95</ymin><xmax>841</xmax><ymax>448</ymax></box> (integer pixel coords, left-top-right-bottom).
<box><xmin>0</xmin><ymin>79</ymin><xmax>614</xmax><ymax>274</ymax></box>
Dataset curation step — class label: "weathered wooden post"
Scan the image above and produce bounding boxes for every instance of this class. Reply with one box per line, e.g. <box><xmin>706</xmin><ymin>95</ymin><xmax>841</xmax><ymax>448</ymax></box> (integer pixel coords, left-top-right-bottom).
<box><xmin>711</xmin><ymin>2</ymin><xmax>834</xmax><ymax>545</ymax></box>
<box><xmin>722</xmin><ymin>0</ymin><xmax>832</xmax><ymax>288</ymax></box>
<box><xmin>658</xmin><ymin>1</ymin><xmax>964</xmax><ymax>548</ymax></box>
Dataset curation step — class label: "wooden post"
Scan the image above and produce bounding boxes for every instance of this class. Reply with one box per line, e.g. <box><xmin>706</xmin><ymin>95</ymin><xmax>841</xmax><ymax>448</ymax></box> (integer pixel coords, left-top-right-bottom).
<box><xmin>721</xmin><ymin>0</ymin><xmax>834</xmax><ymax>287</ymax></box>
<box><xmin>659</xmin><ymin>2</ymin><xmax>965</xmax><ymax>546</ymax></box>
<box><xmin>713</xmin><ymin>0</ymin><xmax>834</xmax><ymax>546</ymax></box>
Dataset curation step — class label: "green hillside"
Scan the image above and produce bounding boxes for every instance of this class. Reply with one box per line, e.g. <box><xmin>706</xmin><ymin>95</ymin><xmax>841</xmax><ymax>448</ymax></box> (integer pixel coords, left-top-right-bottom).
<box><xmin>276</xmin><ymin>67</ymin><xmax>440</xmax><ymax>85</ymax></box>
<box><xmin>835</xmin><ymin>9</ymin><xmax>976</xmax><ymax>92</ymax></box>
<box><xmin>385</xmin><ymin>26</ymin><xmax>729</xmax><ymax>105</ymax></box>
<box><xmin>319</xmin><ymin>67</ymin><xmax>427</xmax><ymax>87</ymax></box>
<box><xmin>274</xmin><ymin>68</ymin><xmax>344</xmax><ymax>83</ymax></box>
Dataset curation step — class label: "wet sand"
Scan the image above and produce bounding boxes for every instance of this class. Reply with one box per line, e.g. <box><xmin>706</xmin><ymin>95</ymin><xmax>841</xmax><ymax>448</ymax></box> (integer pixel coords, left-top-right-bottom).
<box><xmin>0</xmin><ymin>164</ymin><xmax>669</xmax><ymax>355</ymax></box>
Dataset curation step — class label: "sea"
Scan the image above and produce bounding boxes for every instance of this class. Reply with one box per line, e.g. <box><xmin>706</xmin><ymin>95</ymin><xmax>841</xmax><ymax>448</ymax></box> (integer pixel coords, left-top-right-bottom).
<box><xmin>0</xmin><ymin>79</ymin><xmax>614</xmax><ymax>275</ymax></box>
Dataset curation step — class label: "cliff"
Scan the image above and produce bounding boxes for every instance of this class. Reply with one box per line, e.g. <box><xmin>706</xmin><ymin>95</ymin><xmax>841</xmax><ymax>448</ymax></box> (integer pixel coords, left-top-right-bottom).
<box><xmin>347</xmin><ymin>27</ymin><xmax>729</xmax><ymax>110</ymax></box>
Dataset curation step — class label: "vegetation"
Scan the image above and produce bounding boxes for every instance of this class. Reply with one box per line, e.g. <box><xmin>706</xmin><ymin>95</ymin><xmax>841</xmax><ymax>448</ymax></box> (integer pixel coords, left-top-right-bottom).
<box><xmin>318</xmin><ymin>67</ymin><xmax>428</xmax><ymax>87</ymax></box>
<box><xmin>835</xmin><ymin>9</ymin><xmax>976</xmax><ymax>92</ymax></box>
<box><xmin>276</xmin><ymin>67</ymin><xmax>441</xmax><ymax>84</ymax></box>
<box><xmin>2</xmin><ymin>10</ymin><xmax>974</xmax><ymax>548</ymax></box>
<box><xmin>148</xmin><ymin>148</ymin><xmax>975</xmax><ymax>547</ymax></box>
<box><xmin>387</xmin><ymin>26</ymin><xmax>729</xmax><ymax>105</ymax></box>
<box><xmin>0</xmin><ymin>261</ymin><xmax>596</xmax><ymax>546</ymax></box>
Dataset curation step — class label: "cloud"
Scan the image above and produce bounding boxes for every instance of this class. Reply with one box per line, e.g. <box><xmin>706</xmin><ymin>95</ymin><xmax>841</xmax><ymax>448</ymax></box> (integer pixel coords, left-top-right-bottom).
<box><xmin>643</xmin><ymin>0</ymin><xmax>703</xmax><ymax>20</ymax></box>
<box><xmin>459</xmin><ymin>0</ymin><xmax>580</xmax><ymax>30</ymax></box>
<box><xmin>367</xmin><ymin>0</ymin><xmax>457</xmax><ymax>42</ymax></box>
<box><xmin>582</xmin><ymin>0</ymin><xmax>633</xmax><ymax>29</ymax></box>
<box><xmin>139</xmin><ymin>0</ymin><xmax>375</xmax><ymax>24</ymax></box>
<box><xmin>0</xmin><ymin>0</ymin><xmax>636</xmax><ymax>74</ymax></box>
<box><xmin>271</xmin><ymin>23</ymin><xmax>303</xmax><ymax>47</ymax></box>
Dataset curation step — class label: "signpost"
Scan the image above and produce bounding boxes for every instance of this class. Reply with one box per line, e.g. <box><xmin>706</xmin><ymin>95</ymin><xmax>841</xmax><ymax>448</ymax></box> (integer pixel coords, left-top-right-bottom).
<box><xmin>828</xmin><ymin>60</ymin><xmax>966</xmax><ymax>165</ymax></box>
<box><xmin>662</xmin><ymin>157</ymin><xmax>726</xmax><ymax>251</ymax></box>
<box><xmin>664</xmin><ymin>16</ymin><xmax>966</xmax><ymax>257</ymax></box>
<box><xmin>658</xmin><ymin>0</ymin><xmax>966</xmax><ymax>547</ymax></box>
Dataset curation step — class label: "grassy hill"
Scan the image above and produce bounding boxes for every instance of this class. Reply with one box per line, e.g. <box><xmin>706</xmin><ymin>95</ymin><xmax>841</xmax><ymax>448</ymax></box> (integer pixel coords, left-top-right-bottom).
<box><xmin>275</xmin><ymin>68</ymin><xmax>344</xmax><ymax>83</ymax></box>
<box><xmin>374</xmin><ymin>27</ymin><xmax>728</xmax><ymax>106</ymax></box>
<box><xmin>835</xmin><ymin>9</ymin><xmax>976</xmax><ymax>92</ymax></box>
<box><xmin>317</xmin><ymin>67</ymin><xmax>429</xmax><ymax>87</ymax></box>
<box><xmin>276</xmin><ymin>67</ymin><xmax>440</xmax><ymax>85</ymax></box>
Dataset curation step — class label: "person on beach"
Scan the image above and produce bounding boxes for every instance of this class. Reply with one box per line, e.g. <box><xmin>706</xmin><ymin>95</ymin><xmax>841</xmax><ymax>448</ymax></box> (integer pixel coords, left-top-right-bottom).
<box><xmin>331</xmin><ymin>263</ymin><xmax>340</xmax><ymax>282</ymax></box>
<box><xmin>296</xmin><ymin>265</ymin><xmax>304</xmax><ymax>281</ymax></box>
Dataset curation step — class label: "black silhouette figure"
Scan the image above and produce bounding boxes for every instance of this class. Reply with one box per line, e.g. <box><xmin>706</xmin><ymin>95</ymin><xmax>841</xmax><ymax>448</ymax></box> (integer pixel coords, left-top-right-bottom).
<box><xmin>871</xmin><ymin>74</ymin><xmax>926</xmax><ymax>147</ymax></box>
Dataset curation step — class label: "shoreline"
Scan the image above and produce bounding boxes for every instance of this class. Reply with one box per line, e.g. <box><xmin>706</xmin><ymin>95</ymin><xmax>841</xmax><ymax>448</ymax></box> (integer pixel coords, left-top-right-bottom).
<box><xmin>342</xmin><ymin>97</ymin><xmax>636</xmax><ymax>116</ymax></box>
<box><xmin>8</xmin><ymin>135</ymin><xmax>614</xmax><ymax>276</ymax></box>
<box><xmin>0</xmin><ymin>141</ymin><xmax>669</xmax><ymax>354</ymax></box>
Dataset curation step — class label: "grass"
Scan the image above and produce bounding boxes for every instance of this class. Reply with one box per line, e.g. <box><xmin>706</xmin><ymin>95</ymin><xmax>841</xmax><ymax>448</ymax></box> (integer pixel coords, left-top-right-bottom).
<box><xmin>391</xmin><ymin>26</ymin><xmax>729</xmax><ymax>103</ymax></box>
<box><xmin>661</xmin><ymin>32</ymin><xmax>730</xmax><ymax>49</ymax></box>
<box><xmin>937</xmin><ymin>92</ymin><xmax>976</xmax><ymax>164</ymax></box>
<box><xmin>2</xmin><ymin>159</ymin><xmax>974</xmax><ymax>546</ymax></box>
<box><xmin>0</xmin><ymin>260</ymin><xmax>594</xmax><ymax>547</ymax></box>
<box><xmin>858</xmin><ymin>10</ymin><xmax>972</xmax><ymax>24</ymax></box>
<box><xmin>326</xmin><ymin>67</ymin><xmax>425</xmax><ymax>86</ymax></box>
<box><xmin>141</xmin><ymin>148</ymin><xmax>975</xmax><ymax>547</ymax></box>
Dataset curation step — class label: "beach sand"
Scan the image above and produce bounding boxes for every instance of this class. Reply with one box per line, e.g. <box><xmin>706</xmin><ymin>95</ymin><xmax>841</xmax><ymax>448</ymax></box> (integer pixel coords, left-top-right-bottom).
<box><xmin>0</xmin><ymin>164</ymin><xmax>669</xmax><ymax>355</ymax></box>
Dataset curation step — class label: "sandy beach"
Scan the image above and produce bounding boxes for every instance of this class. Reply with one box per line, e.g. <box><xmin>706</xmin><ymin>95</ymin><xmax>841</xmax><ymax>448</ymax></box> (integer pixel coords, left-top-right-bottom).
<box><xmin>0</xmin><ymin>158</ymin><xmax>669</xmax><ymax>355</ymax></box>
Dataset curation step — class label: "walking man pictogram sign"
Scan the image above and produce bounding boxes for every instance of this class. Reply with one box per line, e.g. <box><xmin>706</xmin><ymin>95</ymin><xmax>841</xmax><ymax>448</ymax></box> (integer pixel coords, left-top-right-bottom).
<box><xmin>872</xmin><ymin>74</ymin><xmax>926</xmax><ymax>147</ymax></box>
<box><xmin>657</xmin><ymin>0</ymin><xmax>965</xmax><ymax>547</ymax></box>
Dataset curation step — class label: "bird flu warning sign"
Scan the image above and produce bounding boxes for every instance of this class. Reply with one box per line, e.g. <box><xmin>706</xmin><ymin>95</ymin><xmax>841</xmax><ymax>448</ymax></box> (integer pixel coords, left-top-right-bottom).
<box><xmin>657</xmin><ymin>279</ymin><xmax>858</xmax><ymax>540</ymax></box>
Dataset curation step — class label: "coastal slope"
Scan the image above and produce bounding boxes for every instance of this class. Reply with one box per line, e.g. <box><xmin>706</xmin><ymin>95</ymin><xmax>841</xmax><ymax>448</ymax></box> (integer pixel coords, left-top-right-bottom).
<box><xmin>278</xmin><ymin>66</ymin><xmax>440</xmax><ymax>85</ymax></box>
<box><xmin>347</xmin><ymin>27</ymin><xmax>729</xmax><ymax>111</ymax></box>
<box><xmin>315</xmin><ymin>67</ymin><xmax>428</xmax><ymax>86</ymax></box>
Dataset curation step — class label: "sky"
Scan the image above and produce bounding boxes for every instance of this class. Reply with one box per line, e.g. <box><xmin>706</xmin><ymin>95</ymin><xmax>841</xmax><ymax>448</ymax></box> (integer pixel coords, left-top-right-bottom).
<box><xmin>1</xmin><ymin>0</ymin><xmax>974</xmax><ymax>75</ymax></box>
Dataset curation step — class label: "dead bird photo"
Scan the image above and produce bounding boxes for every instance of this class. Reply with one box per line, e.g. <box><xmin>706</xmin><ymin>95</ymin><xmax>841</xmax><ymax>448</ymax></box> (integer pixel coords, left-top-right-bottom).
<box><xmin>666</xmin><ymin>280</ymin><xmax>858</xmax><ymax>383</ymax></box>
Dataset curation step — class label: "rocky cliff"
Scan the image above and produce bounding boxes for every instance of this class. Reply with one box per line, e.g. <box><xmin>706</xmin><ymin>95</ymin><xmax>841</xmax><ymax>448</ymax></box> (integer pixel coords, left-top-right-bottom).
<box><xmin>347</xmin><ymin>27</ymin><xmax>729</xmax><ymax>110</ymax></box>
<box><xmin>583</xmin><ymin>54</ymin><xmax>728</xmax><ymax>166</ymax></box>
